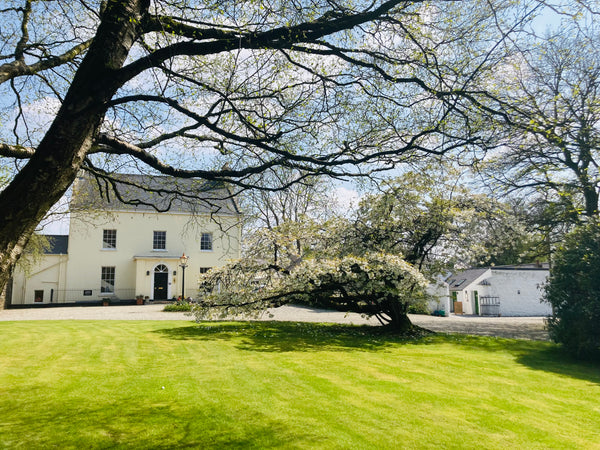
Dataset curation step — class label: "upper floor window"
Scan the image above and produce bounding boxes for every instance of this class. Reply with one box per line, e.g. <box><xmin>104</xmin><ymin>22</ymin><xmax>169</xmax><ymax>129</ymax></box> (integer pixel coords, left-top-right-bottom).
<box><xmin>101</xmin><ymin>266</ymin><xmax>115</xmax><ymax>293</ymax></box>
<box><xmin>199</xmin><ymin>267</ymin><xmax>212</xmax><ymax>274</ymax></box>
<box><xmin>200</xmin><ymin>233</ymin><xmax>212</xmax><ymax>251</ymax></box>
<box><xmin>103</xmin><ymin>229</ymin><xmax>117</xmax><ymax>249</ymax></box>
<box><xmin>153</xmin><ymin>231</ymin><xmax>166</xmax><ymax>250</ymax></box>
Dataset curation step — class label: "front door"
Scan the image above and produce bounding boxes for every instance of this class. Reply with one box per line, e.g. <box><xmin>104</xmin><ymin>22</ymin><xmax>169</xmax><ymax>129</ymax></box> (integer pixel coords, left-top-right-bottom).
<box><xmin>153</xmin><ymin>265</ymin><xmax>169</xmax><ymax>300</ymax></box>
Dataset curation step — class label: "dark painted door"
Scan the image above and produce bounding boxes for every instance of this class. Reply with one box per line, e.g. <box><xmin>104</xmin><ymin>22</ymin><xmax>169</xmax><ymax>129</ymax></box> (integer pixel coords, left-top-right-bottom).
<box><xmin>154</xmin><ymin>273</ymin><xmax>168</xmax><ymax>300</ymax></box>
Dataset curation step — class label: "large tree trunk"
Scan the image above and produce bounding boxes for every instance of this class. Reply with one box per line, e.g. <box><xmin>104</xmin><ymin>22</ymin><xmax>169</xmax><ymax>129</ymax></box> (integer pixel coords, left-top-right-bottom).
<box><xmin>0</xmin><ymin>0</ymin><xmax>149</xmax><ymax>303</ymax></box>
<box><xmin>581</xmin><ymin>182</ymin><xmax>599</xmax><ymax>218</ymax></box>
<box><xmin>373</xmin><ymin>298</ymin><xmax>414</xmax><ymax>333</ymax></box>
<box><xmin>386</xmin><ymin>300</ymin><xmax>414</xmax><ymax>333</ymax></box>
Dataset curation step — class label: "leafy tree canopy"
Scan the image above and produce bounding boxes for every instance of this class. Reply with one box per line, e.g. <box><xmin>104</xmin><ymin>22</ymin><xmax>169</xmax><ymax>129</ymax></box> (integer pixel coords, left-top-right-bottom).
<box><xmin>0</xmin><ymin>0</ymin><xmax>543</xmax><ymax>294</ymax></box>
<box><xmin>344</xmin><ymin>166</ymin><xmax>543</xmax><ymax>274</ymax></box>
<box><xmin>545</xmin><ymin>220</ymin><xmax>600</xmax><ymax>360</ymax></box>
<box><xmin>481</xmin><ymin>20</ymin><xmax>600</xmax><ymax>222</ymax></box>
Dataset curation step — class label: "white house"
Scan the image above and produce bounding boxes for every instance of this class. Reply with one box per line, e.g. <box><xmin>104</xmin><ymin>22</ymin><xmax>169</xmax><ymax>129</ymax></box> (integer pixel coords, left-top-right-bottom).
<box><xmin>446</xmin><ymin>263</ymin><xmax>551</xmax><ymax>316</ymax></box>
<box><xmin>9</xmin><ymin>174</ymin><xmax>241</xmax><ymax>305</ymax></box>
<box><xmin>426</xmin><ymin>279</ymin><xmax>451</xmax><ymax>316</ymax></box>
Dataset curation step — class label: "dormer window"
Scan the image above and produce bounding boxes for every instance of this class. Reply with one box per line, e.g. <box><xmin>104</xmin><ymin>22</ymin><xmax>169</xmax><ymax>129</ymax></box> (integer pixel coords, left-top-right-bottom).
<box><xmin>454</xmin><ymin>279</ymin><xmax>466</xmax><ymax>288</ymax></box>
<box><xmin>153</xmin><ymin>231</ymin><xmax>166</xmax><ymax>250</ymax></box>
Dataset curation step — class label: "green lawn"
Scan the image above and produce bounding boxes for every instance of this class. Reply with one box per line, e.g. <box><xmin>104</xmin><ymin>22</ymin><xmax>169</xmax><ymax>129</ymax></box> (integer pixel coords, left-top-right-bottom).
<box><xmin>1</xmin><ymin>320</ymin><xmax>599</xmax><ymax>449</ymax></box>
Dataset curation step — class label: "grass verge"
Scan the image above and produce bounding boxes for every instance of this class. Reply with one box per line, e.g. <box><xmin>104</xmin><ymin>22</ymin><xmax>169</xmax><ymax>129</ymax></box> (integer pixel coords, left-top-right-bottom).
<box><xmin>1</xmin><ymin>320</ymin><xmax>599</xmax><ymax>449</ymax></box>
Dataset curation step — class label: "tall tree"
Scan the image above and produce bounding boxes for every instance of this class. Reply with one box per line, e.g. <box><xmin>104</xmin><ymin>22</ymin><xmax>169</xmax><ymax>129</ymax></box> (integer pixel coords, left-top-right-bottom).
<box><xmin>544</xmin><ymin>220</ymin><xmax>600</xmax><ymax>360</ymax></box>
<box><xmin>481</xmin><ymin>22</ymin><xmax>600</xmax><ymax>222</ymax></box>
<box><xmin>241</xmin><ymin>169</ymin><xmax>333</xmax><ymax>264</ymax></box>
<box><xmin>0</xmin><ymin>0</ymin><xmax>535</xmax><ymax>295</ymax></box>
<box><xmin>346</xmin><ymin>167</ymin><xmax>542</xmax><ymax>274</ymax></box>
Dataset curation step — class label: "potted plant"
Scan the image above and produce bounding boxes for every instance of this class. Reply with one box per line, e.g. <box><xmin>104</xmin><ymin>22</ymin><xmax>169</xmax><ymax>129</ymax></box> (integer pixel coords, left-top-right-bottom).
<box><xmin>101</xmin><ymin>297</ymin><xmax>111</xmax><ymax>306</ymax></box>
<box><xmin>136</xmin><ymin>295</ymin><xmax>144</xmax><ymax>305</ymax></box>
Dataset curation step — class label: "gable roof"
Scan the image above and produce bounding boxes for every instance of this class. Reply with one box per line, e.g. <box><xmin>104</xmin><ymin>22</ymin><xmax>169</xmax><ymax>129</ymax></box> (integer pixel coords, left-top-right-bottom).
<box><xmin>446</xmin><ymin>263</ymin><xmax>550</xmax><ymax>292</ymax></box>
<box><xmin>491</xmin><ymin>263</ymin><xmax>549</xmax><ymax>271</ymax></box>
<box><xmin>44</xmin><ymin>235</ymin><xmax>69</xmax><ymax>254</ymax></box>
<box><xmin>446</xmin><ymin>268</ymin><xmax>490</xmax><ymax>291</ymax></box>
<box><xmin>71</xmin><ymin>174</ymin><xmax>241</xmax><ymax>216</ymax></box>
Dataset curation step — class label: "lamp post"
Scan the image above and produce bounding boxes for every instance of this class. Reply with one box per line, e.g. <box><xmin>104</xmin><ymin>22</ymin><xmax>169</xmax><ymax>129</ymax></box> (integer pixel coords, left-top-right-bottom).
<box><xmin>179</xmin><ymin>253</ymin><xmax>189</xmax><ymax>301</ymax></box>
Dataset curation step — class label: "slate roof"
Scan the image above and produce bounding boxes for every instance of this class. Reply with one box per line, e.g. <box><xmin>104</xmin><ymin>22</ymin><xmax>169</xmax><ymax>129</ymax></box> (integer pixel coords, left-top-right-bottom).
<box><xmin>446</xmin><ymin>263</ymin><xmax>550</xmax><ymax>291</ymax></box>
<box><xmin>44</xmin><ymin>235</ymin><xmax>69</xmax><ymax>254</ymax></box>
<box><xmin>490</xmin><ymin>263</ymin><xmax>549</xmax><ymax>271</ymax></box>
<box><xmin>446</xmin><ymin>268</ymin><xmax>490</xmax><ymax>291</ymax></box>
<box><xmin>71</xmin><ymin>174</ymin><xmax>240</xmax><ymax>216</ymax></box>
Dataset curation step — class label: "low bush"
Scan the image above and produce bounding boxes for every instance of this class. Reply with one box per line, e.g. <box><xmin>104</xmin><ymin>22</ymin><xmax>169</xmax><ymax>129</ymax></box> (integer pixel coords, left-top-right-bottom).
<box><xmin>163</xmin><ymin>301</ymin><xmax>192</xmax><ymax>312</ymax></box>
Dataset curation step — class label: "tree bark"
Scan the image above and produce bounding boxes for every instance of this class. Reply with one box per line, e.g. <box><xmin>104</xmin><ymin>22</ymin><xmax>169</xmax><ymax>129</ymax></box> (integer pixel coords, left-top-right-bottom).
<box><xmin>0</xmin><ymin>0</ymin><xmax>149</xmax><ymax>302</ymax></box>
<box><xmin>385</xmin><ymin>300</ymin><xmax>414</xmax><ymax>333</ymax></box>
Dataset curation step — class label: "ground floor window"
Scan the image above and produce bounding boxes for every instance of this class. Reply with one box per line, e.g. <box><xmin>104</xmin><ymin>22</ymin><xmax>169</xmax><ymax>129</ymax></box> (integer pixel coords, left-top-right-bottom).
<box><xmin>101</xmin><ymin>266</ymin><xmax>115</xmax><ymax>293</ymax></box>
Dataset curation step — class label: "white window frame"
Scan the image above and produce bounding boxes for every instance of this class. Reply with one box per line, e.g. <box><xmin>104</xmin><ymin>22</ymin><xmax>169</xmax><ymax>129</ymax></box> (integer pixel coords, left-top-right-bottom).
<box><xmin>153</xmin><ymin>230</ymin><xmax>167</xmax><ymax>251</ymax></box>
<box><xmin>200</xmin><ymin>232</ymin><xmax>213</xmax><ymax>251</ymax></box>
<box><xmin>101</xmin><ymin>266</ymin><xmax>115</xmax><ymax>293</ymax></box>
<box><xmin>102</xmin><ymin>229</ymin><xmax>117</xmax><ymax>249</ymax></box>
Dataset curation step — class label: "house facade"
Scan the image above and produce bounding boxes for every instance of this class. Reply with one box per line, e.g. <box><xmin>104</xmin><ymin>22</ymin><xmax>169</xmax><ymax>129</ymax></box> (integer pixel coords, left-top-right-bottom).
<box><xmin>446</xmin><ymin>263</ymin><xmax>551</xmax><ymax>316</ymax></box>
<box><xmin>10</xmin><ymin>174</ymin><xmax>241</xmax><ymax>305</ymax></box>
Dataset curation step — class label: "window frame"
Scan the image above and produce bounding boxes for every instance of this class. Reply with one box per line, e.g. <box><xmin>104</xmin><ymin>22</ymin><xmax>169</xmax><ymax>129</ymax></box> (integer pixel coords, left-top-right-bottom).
<box><xmin>200</xmin><ymin>232</ymin><xmax>213</xmax><ymax>251</ymax></box>
<box><xmin>102</xmin><ymin>229</ymin><xmax>117</xmax><ymax>249</ymax></box>
<box><xmin>153</xmin><ymin>230</ymin><xmax>167</xmax><ymax>251</ymax></box>
<box><xmin>100</xmin><ymin>266</ymin><xmax>116</xmax><ymax>294</ymax></box>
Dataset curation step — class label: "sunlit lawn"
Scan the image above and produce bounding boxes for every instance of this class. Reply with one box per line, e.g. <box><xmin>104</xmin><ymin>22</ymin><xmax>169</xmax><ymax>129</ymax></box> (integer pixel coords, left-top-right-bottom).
<box><xmin>1</xmin><ymin>320</ymin><xmax>599</xmax><ymax>449</ymax></box>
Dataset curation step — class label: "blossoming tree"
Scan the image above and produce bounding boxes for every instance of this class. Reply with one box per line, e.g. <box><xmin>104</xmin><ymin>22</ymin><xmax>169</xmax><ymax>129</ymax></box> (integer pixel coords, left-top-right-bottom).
<box><xmin>193</xmin><ymin>221</ymin><xmax>427</xmax><ymax>332</ymax></box>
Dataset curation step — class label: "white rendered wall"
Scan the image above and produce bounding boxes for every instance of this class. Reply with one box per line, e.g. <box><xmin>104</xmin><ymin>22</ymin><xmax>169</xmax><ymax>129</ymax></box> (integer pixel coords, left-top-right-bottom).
<box><xmin>487</xmin><ymin>269</ymin><xmax>551</xmax><ymax>316</ymax></box>
<box><xmin>11</xmin><ymin>254</ymin><xmax>68</xmax><ymax>304</ymax></box>
<box><xmin>65</xmin><ymin>209</ymin><xmax>240</xmax><ymax>301</ymax></box>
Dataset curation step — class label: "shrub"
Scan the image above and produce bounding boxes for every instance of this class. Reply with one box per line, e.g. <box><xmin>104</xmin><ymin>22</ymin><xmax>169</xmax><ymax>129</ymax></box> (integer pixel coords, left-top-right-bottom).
<box><xmin>163</xmin><ymin>301</ymin><xmax>192</xmax><ymax>312</ymax></box>
<box><xmin>407</xmin><ymin>302</ymin><xmax>430</xmax><ymax>315</ymax></box>
<box><xmin>545</xmin><ymin>221</ymin><xmax>600</xmax><ymax>360</ymax></box>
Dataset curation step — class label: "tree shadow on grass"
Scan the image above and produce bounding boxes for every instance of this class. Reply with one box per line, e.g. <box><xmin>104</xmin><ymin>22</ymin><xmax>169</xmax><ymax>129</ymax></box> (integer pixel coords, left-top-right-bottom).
<box><xmin>154</xmin><ymin>321</ymin><xmax>600</xmax><ymax>385</ymax></box>
<box><xmin>153</xmin><ymin>321</ymin><xmax>429</xmax><ymax>353</ymax></box>
<box><xmin>425</xmin><ymin>332</ymin><xmax>600</xmax><ymax>386</ymax></box>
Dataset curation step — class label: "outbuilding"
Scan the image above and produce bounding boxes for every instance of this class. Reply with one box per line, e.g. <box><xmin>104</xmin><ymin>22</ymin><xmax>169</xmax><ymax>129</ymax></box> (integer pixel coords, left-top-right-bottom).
<box><xmin>446</xmin><ymin>263</ymin><xmax>551</xmax><ymax>316</ymax></box>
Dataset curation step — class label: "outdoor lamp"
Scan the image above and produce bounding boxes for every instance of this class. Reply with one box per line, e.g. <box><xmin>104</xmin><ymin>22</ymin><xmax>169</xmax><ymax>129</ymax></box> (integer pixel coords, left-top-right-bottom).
<box><xmin>179</xmin><ymin>253</ymin><xmax>189</xmax><ymax>300</ymax></box>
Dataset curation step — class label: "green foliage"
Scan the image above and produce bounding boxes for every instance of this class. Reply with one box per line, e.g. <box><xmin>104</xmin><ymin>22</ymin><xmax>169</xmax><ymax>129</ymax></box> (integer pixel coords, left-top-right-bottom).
<box><xmin>347</xmin><ymin>170</ymin><xmax>457</xmax><ymax>272</ymax></box>
<box><xmin>481</xmin><ymin>21</ymin><xmax>600</xmax><ymax>228</ymax></box>
<box><xmin>163</xmin><ymin>300</ymin><xmax>192</xmax><ymax>312</ymax></box>
<box><xmin>407</xmin><ymin>302</ymin><xmax>431</xmax><ymax>315</ymax></box>
<box><xmin>545</xmin><ymin>221</ymin><xmax>600</xmax><ymax>360</ymax></box>
<box><xmin>16</xmin><ymin>233</ymin><xmax>50</xmax><ymax>275</ymax></box>
<box><xmin>346</xmin><ymin>168</ymin><xmax>541</xmax><ymax>274</ymax></box>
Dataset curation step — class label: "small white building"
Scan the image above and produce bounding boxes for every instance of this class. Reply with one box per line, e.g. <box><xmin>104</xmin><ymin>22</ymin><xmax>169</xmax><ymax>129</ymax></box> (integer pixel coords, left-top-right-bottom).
<box><xmin>425</xmin><ymin>279</ymin><xmax>451</xmax><ymax>316</ymax></box>
<box><xmin>9</xmin><ymin>174</ymin><xmax>241</xmax><ymax>305</ymax></box>
<box><xmin>446</xmin><ymin>263</ymin><xmax>551</xmax><ymax>316</ymax></box>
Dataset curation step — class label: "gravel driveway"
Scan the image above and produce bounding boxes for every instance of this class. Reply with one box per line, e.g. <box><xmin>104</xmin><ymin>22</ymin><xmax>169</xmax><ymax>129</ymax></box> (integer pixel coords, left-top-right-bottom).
<box><xmin>0</xmin><ymin>303</ymin><xmax>549</xmax><ymax>341</ymax></box>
